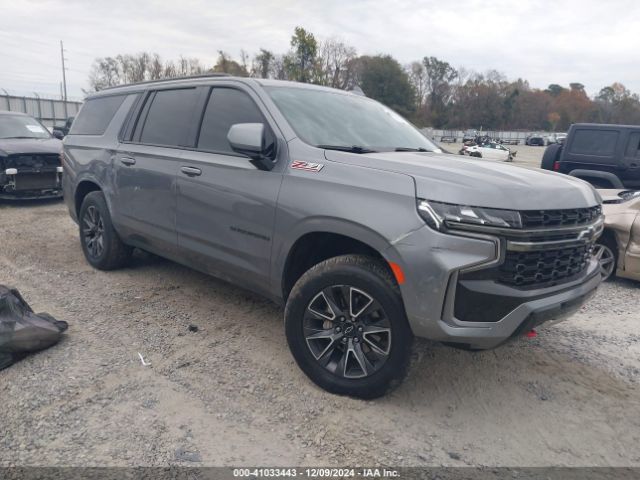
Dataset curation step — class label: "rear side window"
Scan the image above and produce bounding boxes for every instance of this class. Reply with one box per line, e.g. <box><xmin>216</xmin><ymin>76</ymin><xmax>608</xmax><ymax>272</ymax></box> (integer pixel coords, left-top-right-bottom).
<box><xmin>197</xmin><ymin>88</ymin><xmax>273</xmax><ymax>153</ymax></box>
<box><xmin>625</xmin><ymin>132</ymin><xmax>640</xmax><ymax>159</ymax></box>
<box><xmin>138</xmin><ymin>88</ymin><xmax>199</xmax><ymax>147</ymax></box>
<box><xmin>569</xmin><ymin>129</ymin><xmax>619</xmax><ymax>156</ymax></box>
<box><xmin>70</xmin><ymin>95</ymin><xmax>126</xmax><ymax>135</ymax></box>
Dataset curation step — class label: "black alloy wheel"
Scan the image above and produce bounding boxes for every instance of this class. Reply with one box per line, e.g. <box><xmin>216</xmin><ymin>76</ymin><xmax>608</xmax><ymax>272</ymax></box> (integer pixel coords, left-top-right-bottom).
<box><xmin>82</xmin><ymin>205</ymin><xmax>105</xmax><ymax>259</ymax></box>
<box><xmin>303</xmin><ymin>284</ymin><xmax>392</xmax><ymax>379</ymax></box>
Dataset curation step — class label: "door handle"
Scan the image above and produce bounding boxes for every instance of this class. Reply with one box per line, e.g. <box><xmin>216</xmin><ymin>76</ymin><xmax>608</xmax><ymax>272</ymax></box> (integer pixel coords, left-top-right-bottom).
<box><xmin>120</xmin><ymin>157</ymin><xmax>136</xmax><ymax>166</ymax></box>
<box><xmin>181</xmin><ymin>166</ymin><xmax>202</xmax><ymax>177</ymax></box>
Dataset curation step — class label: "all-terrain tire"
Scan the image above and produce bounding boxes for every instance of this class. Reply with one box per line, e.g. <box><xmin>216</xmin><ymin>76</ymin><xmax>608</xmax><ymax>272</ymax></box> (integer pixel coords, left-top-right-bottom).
<box><xmin>285</xmin><ymin>255</ymin><xmax>413</xmax><ymax>399</ymax></box>
<box><xmin>79</xmin><ymin>191</ymin><xmax>132</xmax><ymax>270</ymax></box>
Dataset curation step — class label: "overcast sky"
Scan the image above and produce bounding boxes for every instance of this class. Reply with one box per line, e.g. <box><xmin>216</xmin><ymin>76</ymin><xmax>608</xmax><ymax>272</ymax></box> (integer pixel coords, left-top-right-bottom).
<box><xmin>1</xmin><ymin>0</ymin><xmax>638</xmax><ymax>100</ymax></box>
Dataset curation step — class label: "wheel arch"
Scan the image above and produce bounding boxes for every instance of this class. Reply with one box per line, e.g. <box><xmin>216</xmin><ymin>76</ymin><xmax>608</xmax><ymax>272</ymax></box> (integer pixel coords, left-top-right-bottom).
<box><xmin>278</xmin><ymin>221</ymin><xmax>397</xmax><ymax>301</ymax></box>
<box><xmin>597</xmin><ymin>227</ymin><xmax>621</xmax><ymax>275</ymax></box>
<box><xmin>568</xmin><ymin>170</ymin><xmax>624</xmax><ymax>189</ymax></box>
<box><xmin>74</xmin><ymin>179</ymin><xmax>103</xmax><ymax>218</ymax></box>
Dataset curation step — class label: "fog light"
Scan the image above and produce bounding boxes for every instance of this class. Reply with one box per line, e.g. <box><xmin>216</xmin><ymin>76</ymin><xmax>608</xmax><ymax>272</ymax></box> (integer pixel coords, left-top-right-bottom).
<box><xmin>5</xmin><ymin>168</ymin><xmax>17</xmax><ymax>175</ymax></box>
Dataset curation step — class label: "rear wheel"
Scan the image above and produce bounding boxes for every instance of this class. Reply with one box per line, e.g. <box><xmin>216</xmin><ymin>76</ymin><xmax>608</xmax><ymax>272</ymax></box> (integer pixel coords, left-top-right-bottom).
<box><xmin>541</xmin><ymin>144</ymin><xmax>562</xmax><ymax>170</ymax></box>
<box><xmin>285</xmin><ymin>255</ymin><xmax>413</xmax><ymax>399</ymax></box>
<box><xmin>79</xmin><ymin>191</ymin><xmax>132</xmax><ymax>270</ymax></box>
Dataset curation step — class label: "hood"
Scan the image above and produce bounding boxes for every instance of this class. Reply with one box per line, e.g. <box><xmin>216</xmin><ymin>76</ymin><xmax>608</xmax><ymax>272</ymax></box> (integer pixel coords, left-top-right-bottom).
<box><xmin>324</xmin><ymin>150</ymin><xmax>600</xmax><ymax>210</ymax></box>
<box><xmin>0</xmin><ymin>138</ymin><xmax>62</xmax><ymax>157</ymax></box>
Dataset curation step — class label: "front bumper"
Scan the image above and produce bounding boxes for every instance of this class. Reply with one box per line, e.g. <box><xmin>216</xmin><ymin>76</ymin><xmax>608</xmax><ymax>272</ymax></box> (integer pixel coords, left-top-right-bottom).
<box><xmin>387</xmin><ymin>223</ymin><xmax>602</xmax><ymax>350</ymax></box>
<box><xmin>434</xmin><ymin>259</ymin><xmax>600</xmax><ymax>349</ymax></box>
<box><xmin>0</xmin><ymin>167</ymin><xmax>63</xmax><ymax>200</ymax></box>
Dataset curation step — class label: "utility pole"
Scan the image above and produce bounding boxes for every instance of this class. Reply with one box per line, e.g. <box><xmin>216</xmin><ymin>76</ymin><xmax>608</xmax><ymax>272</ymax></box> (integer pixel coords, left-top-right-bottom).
<box><xmin>60</xmin><ymin>40</ymin><xmax>68</xmax><ymax>101</ymax></box>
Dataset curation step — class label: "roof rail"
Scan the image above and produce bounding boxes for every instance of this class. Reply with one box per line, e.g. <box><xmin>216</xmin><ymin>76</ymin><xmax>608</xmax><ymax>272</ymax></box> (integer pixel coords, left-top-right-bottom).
<box><xmin>99</xmin><ymin>73</ymin><xmax>233</xmax><ymax>91</ymax></box>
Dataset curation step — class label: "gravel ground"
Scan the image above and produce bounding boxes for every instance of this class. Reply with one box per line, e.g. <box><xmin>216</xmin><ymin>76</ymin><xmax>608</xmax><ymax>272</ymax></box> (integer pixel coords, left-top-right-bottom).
<box><xmin>1</xmin><ymin>190</ymin><xmax>639</xmax><ymax>467</ymax></box>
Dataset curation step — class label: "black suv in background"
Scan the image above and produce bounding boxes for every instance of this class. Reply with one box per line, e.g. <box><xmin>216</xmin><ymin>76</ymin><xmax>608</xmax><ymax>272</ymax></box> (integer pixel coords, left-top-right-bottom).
<box><xmin>541</xmin><ymin>123</ymin><xmax>640</xmax><ymax>189</ymax></box>
<box><xmin>52</xmin><ymin>116</ymin><xmax>75</xmax><ymax>139</ymax></box>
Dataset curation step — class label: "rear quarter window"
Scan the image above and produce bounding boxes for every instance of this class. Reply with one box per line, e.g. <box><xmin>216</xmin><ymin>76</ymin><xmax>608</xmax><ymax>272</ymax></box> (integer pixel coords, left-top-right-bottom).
<box><xmin>569</xmin><ymin>129</ymin><xmax>619</xmax><ymax>156</ymax></box>
<box><xmin>624</xmin><ymin>132</ymin><xmax>640</xmax><ymax>159</ymax></box>
<box><xmin>69</xmin><ymin>94</ymin><xmax>127</xmax><ymax>135</ymax></box>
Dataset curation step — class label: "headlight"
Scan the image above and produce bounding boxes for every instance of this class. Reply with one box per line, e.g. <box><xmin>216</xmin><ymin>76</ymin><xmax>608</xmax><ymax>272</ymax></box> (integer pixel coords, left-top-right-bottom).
<box><xmin>417</xmin><ymin>199</ymin><xmax>522</xmax><ymax>230</ymax></box>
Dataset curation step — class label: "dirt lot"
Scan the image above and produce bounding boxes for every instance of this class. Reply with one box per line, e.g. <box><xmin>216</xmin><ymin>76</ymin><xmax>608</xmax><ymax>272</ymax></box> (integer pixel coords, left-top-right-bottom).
<box><xmin>1</xmin><ymin>159</ymin><xmax>640</xmax><ymax>467</ymax></box>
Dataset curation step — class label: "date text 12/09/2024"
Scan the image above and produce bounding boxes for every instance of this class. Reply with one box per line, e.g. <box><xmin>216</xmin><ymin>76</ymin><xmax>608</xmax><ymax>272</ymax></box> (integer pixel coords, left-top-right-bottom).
<box><xmin>233</xmin><ymin>468</ymin><xmax>400</xmax><ymax>478</ymax></box>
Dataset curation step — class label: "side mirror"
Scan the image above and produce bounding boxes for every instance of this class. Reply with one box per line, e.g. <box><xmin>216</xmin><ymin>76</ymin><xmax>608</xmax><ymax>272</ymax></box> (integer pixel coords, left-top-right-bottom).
<box><xmin>227</xmin><ymin>123</ymin><xmax>275</xmax><ymax>170</ymax></box>
<box><xmin>52</xmin><ymin>129</ymin><xmax>64</xmax><ymax>140</ymax></box>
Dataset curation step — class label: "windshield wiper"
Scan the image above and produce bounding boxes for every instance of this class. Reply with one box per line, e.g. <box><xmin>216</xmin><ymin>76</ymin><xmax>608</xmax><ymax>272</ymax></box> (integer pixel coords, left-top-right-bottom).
<box><xmin>2</xmin><ymin>136</ymin><xmax>39</xmax><ymax>139</ymax></box>
<box><xmin>316</xmin><ymin>144</ymin><xmax>377</xmax><ymax>154</ymax></box>
<box><xmin>394</xmin><ymin>147</ymin><xmax>430</xmax><ymax>152</ymax></box>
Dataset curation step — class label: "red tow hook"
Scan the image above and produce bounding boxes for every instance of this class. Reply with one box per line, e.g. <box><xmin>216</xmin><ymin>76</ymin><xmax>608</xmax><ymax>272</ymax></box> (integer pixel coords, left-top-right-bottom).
<box><xmin>526</xmin><ymin>329</ymin><xmax>537</xmax><ymax>338</ymax></box>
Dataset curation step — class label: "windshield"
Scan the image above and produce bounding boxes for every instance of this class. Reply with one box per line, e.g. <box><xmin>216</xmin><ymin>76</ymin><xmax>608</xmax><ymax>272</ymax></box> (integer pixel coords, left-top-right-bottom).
<box><xmin>0</xmin><ymin>115</ymin><xmax>51</xmax><ymax>139</ymax></box>
<box><xmin>265</xmin><ymin>86</ymin><xmax>439</xmax><ymax>152</ymax></box>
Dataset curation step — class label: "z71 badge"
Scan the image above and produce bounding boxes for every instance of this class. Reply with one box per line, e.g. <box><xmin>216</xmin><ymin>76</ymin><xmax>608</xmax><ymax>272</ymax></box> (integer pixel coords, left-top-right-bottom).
<box><xmin>290</xmin><ymin>160</ymin><xmax>324</xmax><ymax>172</ymax></box>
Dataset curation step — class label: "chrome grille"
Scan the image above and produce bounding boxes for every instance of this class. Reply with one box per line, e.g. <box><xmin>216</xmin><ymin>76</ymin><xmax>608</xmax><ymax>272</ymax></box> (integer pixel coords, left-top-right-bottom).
<box><xmin>499</xmin><ymin>244</ymin><xmax>592</xmax><ymax>288</ymax></box>
<box><xmin>520</xmin><ymin>206</ymin><xmax>602</xmax><ymax>228</ymax></box>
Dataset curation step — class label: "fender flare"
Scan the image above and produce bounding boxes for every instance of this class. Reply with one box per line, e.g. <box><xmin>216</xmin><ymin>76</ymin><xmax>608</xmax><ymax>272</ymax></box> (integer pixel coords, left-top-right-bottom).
<box><xmin>568</xmin><ymin>169</ymin><xmax>624</xmax><ymax>188</ymax></box>
<box><xmin>272</xmin><ymin>217</ymin><xmax>395</xmax><ymax>297</ymax></box>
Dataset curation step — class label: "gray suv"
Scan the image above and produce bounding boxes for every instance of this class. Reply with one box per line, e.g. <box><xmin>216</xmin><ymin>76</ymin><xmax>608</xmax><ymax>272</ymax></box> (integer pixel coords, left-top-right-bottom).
<box><xmin>63</xmin><ymin>75</ymin><xmax>603</xmax><ymax>398</ymax></box>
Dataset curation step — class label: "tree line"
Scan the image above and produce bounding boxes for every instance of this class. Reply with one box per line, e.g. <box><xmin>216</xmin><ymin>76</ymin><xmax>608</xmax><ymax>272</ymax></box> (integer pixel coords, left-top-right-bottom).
<box><xmin>88</xmin><ymin>26</ymin><xmax>640</xmax><ymax>131</ymax></box>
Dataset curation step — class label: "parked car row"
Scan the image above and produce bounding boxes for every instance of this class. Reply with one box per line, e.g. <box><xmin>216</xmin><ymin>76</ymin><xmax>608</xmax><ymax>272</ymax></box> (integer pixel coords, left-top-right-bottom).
<box><xmin>546</xmin><ymin>132</ymin><xmax>567</xmax><ymax>145</ymax></box>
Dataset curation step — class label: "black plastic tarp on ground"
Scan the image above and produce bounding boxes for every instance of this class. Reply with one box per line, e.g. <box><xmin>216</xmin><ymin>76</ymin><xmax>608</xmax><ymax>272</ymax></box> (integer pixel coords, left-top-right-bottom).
<box><xmin>0</xmin><ymin>285</ymin><xmax>68</xmax><ymax>370</ymax></box>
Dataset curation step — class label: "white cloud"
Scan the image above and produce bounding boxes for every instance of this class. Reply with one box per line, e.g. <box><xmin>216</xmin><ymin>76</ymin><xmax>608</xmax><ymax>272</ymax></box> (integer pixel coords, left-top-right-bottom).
<box><xmin>0</xmin><ymin>0</ymin><xmax>638</xmax><ymax>99</ymax></box>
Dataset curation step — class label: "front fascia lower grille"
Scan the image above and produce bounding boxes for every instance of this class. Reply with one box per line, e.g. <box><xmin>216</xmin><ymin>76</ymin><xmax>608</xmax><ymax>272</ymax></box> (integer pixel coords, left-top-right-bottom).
<box><xmin>452</xmin><ymin>211</ymin><xmax>603</xmax><ymax>290</ymax></box>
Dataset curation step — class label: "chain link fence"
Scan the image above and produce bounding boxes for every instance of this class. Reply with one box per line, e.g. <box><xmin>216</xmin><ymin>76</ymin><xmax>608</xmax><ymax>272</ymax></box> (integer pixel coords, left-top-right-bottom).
<box><xmin>0</xmin><ymin>92</ymin><xmax>83</xmax><ymax>130</ymax></box>
<box><xmin>421</xmin><ymin>128</ymin><xmax>557</xmax><ymax>145</ymax></box>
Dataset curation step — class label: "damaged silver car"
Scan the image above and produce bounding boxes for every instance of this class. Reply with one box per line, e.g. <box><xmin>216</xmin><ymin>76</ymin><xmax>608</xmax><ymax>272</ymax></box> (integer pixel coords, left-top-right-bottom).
<box><xmin>0</xmin><ymin>111</ymin><xmax>63</xmax><ymax>200</ymax></box>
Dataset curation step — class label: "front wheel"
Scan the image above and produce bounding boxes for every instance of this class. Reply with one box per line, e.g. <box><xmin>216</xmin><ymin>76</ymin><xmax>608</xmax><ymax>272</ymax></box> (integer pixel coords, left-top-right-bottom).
<box><xmin>285</xmin><ymin>255</ymin><xmax>413</xmax><ymax>399</ymax></box>
<box><xmin>594</xmin><ymin>238</ymin><xmax>617</xmax><ymax>281</ymax></box>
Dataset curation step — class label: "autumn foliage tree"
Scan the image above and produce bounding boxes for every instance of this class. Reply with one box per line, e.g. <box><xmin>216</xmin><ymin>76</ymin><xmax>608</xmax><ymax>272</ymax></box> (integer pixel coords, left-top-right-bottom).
<box><xmin>88</xmin><ymin>26</ymin><xmax>640</xmax><ymax>130</ymax></box>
